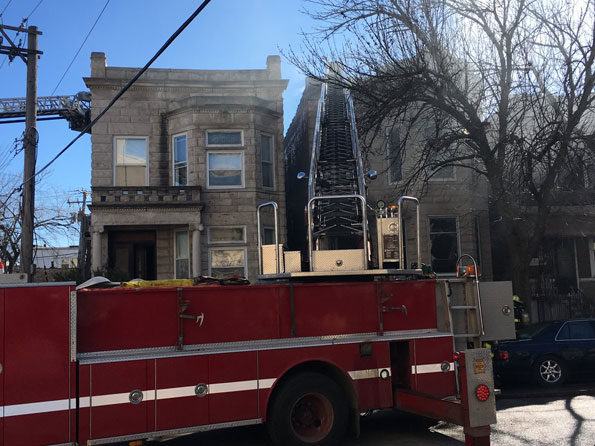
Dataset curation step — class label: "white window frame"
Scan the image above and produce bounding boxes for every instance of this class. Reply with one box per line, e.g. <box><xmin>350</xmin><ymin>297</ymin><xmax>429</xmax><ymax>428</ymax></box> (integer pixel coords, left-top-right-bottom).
<box><xmin>208</xmin><ymin>247</ymin><xmax>248</xmax><ymax>277</ymax></box>
<box><xmin>427</xmin><ymin>215</ymin><xmax>461</xmax><ymax>275</ymax></box>
<box><xmin>206</xmin><ymin>150</ymin><xmax>245</xmax><ymax>189</ymax></box>
<box><xmin>207</xmin><ymin>226</ymin><xmax>246</xmax><ymax>244</ymax></box>
<box><xmin>205</xmin><ymin>130</ymin><xmax>244</xmax><ymax>147</ymax></box>
<box><xmin>260</xmin><ymin>133</ymin><xmax>275</xmax><ymax>189</ymax></box>
<box><xmin>174</xmin><ymin>229</ymin><xmax>190</xmax><ymax>279</ymax></box>
<box><xmin>172</xmin><ymin>132</ymin><xmax>188</xmax><ymax>186</ymax></box>
<box><xmin>113</xmin><ymin>136</ymin><xmax>149</xmax><ymax>186</ymax></box>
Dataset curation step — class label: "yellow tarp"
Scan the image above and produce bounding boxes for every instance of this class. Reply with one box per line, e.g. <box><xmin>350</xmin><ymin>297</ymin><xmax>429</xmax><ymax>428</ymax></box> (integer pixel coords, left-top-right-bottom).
<box><xmin>121</xmin><ymin>279</ymin><xmax>196</xmax><ymax>288</ymax></box>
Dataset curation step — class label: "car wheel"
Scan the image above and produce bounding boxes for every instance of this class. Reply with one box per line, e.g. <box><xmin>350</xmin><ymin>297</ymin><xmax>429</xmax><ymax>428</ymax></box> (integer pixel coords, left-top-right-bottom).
<box><xmin>534</xmin><ymin>355</ymin><xmax>566</xmax><ymax>387</ymax></box>
<box><xmin>267</xmin><ymin>372</ymin><xmax>348</xmax><ymax>446</ymax></box>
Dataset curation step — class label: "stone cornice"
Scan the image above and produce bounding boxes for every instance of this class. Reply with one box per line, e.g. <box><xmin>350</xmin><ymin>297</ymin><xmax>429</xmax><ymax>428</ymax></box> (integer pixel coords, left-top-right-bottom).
<box><xmin>83</xmin><ymin>77</ymin><xmax>288</xmax><ymax>92</ymax></box>
<box><xmin>88</xmin><ymin>203</ymin><xmax>204</xmax><ymax>211</ymax></box>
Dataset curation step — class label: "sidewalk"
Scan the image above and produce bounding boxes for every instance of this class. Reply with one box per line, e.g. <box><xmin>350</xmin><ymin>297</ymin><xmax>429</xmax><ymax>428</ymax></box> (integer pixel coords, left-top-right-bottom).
<box><xmin>497</xmin><ymin>381</ymin><xmax>595</xmax><ymax>399</ymax></box>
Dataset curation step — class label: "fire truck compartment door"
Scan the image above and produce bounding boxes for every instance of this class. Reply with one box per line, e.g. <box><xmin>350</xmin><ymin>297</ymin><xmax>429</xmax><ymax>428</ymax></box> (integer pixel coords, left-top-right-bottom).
<box><xmin>479</xmin><ymin>281</ymin><xmax>515</xmax><ymax>341</ymax></box>
<box><xmin>3</xmin><ymin>284</ymin><xmax>72</xmax><ymax>446</ymax></box>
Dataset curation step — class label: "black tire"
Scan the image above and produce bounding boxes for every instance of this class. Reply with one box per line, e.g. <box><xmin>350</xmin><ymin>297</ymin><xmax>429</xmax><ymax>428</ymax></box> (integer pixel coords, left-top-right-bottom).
<box><xmin>534</xmin><ymin>355</ymin><xmax>566</xmax><ymax>387</ymax></box>
<box><xmin>267</xmin><ymin>372</ymin><xmax>349</xmax><ymax>446</ymax></box>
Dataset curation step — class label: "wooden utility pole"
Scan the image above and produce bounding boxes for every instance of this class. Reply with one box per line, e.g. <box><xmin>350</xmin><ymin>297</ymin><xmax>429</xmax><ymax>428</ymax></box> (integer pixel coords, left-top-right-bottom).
<box><xmin>76</xmin><ymin>190</ymin><xmax>89</xmax><ymax>277</ymax></box>
<box><xmin>0</xmin><ymin>24</ymin><xmax>43</xmax><ymax>280</ymax></box>
<box><xmin>21</xmin><ymin>26</ymin><xmax>39</xmax><ymax>281</ymax></box>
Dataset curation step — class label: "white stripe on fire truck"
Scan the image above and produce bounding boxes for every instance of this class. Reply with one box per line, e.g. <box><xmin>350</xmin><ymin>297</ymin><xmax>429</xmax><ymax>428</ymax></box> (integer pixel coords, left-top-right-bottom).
<box><xmin>411</xmin><ymin>362</ymin><xmax>455</xmax><ymax>374</ymax></box>
<box><xmin>0</xmin><ymin>367</ymin><xmax>384</xmax><ymax>418</ymax></box>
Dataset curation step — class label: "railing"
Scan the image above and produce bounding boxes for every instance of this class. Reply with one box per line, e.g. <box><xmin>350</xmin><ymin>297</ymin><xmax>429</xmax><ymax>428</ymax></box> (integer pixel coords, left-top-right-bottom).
<box><xmin>307</xmin><ymin>83</ymin><xmax>326</xmax><ymax>201</ymax></box>
<box><xmin>345</xmin><ymin>89</ymin><xmax>366</xmax><ymax>198</ymax></box>
<box><xmin>533</xmin><ymin>289</ymin><xmax>595</xmax><ymax>322</ymax></box>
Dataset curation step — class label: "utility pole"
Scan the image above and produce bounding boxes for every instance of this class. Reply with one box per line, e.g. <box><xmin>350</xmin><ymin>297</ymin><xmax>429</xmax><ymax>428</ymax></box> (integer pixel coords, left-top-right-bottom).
<box><xmin>0</xmin><ymin>24</ymin><xmax>43</xmax><ymax>281</ymax></box>
<box><xmin>76</xmin><ymin>190</ymin><xmax>89</xmax><ymax>277</ymax></box>
<box><xmin>69</xmin><ymin>190</ymin><xmax>91</xmax><ymax>280</ymax></box>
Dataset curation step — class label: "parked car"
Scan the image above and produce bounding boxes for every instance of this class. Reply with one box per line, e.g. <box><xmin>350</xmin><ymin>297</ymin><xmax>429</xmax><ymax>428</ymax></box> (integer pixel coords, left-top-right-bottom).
<box><xmin>493</xmin><ymin>319</ymin><xmax>595</xmax><ymax>387</ymax></box>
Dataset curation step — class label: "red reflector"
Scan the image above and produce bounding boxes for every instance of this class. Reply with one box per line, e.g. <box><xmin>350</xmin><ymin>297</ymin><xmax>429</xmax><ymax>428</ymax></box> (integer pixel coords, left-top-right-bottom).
<box><xmin>453</xmin><ymin>352</ymin><xmax>460</xmax><ymax>362</ymax></box>
<box><xmin>495</xmin><ymin>351</ymin><xmax>510</xmax><ymax>360</ymax></box>
<box><xmin>475</xmin><ymin>384</ymin><xmax>490</xmax><ymax>402</ymax></box>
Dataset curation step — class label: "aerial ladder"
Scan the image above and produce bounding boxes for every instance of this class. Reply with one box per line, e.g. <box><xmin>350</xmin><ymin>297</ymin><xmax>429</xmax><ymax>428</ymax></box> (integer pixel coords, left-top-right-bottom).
<box><xmin>0</xmin><ymin>91</ymin><xmax>91</xmax><ymax>132</ymax></box>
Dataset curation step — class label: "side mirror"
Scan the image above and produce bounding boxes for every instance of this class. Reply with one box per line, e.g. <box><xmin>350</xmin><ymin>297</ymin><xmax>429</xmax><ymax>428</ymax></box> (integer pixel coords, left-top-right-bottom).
<box><xmin>297</xmin><ymin>172</ymin><xmax>307</xmax><ymax>180</ymax></box>
<box><xmin>367</xmin><ymin>170</ymin><xmax>378</xmax><ymax>180</ymax></box>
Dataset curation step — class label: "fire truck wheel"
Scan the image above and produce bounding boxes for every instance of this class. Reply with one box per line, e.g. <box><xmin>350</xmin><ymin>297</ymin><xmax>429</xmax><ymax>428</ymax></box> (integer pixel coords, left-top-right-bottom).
<box><xmin>267</xmin><ymin>372</ymin><xmax>348</xmax><ymax>446</ymax></box>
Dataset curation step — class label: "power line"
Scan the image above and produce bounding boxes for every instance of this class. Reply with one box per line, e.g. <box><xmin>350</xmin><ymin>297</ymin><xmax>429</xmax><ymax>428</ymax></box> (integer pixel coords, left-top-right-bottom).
<box><xmin>24</xmin><ymin>0</ymin><xmax>43</xmax><ymax>21</ymax></box>
<box><xmin>0</xmin><ymin>0</ymin><xmax>14</xmax><ymax>17</ymax></box>
<box><xmin>1</xmin><ymin>0</ymin><xmax>213</xmax><ymax>205</ymax></box>
<box><xmin>51</xmin><ymin>0</ymin><xmax>110</xmax><ymax>96</ymax></box>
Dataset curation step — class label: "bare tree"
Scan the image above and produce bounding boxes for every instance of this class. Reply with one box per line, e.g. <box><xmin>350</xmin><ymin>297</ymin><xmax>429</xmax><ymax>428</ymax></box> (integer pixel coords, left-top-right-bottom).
<box><xmin>0</xmin><ymin>173</ymin><xmax>78</xmax><ymax>273</ymax></box>
<box><xmin>289</xmin><ymin>0</ymin><xmax>595</xmax><ymax>304</ymax></box>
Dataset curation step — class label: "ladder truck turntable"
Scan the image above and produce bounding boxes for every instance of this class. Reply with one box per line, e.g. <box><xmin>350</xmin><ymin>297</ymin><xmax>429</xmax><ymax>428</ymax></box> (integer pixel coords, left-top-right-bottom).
<box><xmin>0</xmin><ymin>82</ymin><xmax>515</xmax><ymax>446</ymax></box>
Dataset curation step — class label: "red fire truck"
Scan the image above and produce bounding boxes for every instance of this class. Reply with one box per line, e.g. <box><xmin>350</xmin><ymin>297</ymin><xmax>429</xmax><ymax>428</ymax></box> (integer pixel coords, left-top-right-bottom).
<box><xmin>0</xmin><ymin>195</ymin><xmax>515</xmax><ymax>446</ymax></box>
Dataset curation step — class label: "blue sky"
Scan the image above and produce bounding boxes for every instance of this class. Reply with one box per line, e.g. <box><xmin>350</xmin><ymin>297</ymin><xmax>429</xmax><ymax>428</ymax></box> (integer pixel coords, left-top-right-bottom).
<box><xmin>0</xmin><ymin>0</ymin><xmax>317</xmax><ymax>242</ymax></box>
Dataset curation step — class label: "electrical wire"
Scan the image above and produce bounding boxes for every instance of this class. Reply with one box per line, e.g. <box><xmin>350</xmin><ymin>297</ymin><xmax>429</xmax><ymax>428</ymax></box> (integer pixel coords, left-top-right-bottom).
<box><xmin>0</xmin><ymin>0</ymin><xmax>14</xmax><ymax>17</ymax></box>
<box><xmin>24</xmin><ymin>0</ymin><xmax>43</xmax><ymax>21</ymax></box>
<box><xmin>50</xmin><ymin>0</ymin><xmax>111</xmax><ymax>96</ymax></box>
<box><xmin>2</xmin><ymin>0</ymin><xmax>213</xmax><ymax>205</ymax></box>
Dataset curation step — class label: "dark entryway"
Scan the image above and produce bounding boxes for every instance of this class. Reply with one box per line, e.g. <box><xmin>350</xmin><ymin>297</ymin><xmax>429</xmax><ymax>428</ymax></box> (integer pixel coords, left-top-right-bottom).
<box><xmin>108</xmin><ymin>230</ymin><xmax>156</xmax><ymax>280</ymax></box>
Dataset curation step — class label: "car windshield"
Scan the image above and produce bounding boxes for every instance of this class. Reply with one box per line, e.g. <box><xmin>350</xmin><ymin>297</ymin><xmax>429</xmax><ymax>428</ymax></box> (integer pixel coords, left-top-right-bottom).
<box><xmin>516</xmin><ymin>322</ymin><xmax>551</xmax><ymax>340</ymax></box>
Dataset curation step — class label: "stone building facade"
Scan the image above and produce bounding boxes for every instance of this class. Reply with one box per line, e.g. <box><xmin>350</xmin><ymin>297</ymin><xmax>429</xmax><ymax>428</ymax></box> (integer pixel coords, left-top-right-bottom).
<box><xmin>285</xmin><ymin>79</ymin><xmax>493</xmax><ymax>278</ymax></box>
<box><xmin>85</xmin><ymin>53</ymin><xmax>288</xmax><ymax>282</ymax></box>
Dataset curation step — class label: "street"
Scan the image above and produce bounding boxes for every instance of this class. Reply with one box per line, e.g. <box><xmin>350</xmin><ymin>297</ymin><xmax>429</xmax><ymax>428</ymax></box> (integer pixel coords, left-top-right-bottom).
<box><xmin>161</xmin><ymin>385</ymin><xmax>595</xmax><ymax>446</ymax></box>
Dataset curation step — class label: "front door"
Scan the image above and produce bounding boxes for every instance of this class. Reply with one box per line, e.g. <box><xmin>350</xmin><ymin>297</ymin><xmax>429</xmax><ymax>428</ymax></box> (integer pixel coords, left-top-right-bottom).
<box><xmin>108</xmin><ymin>230</ymin><xmax>156</xmax><ymax>280</ymax></box>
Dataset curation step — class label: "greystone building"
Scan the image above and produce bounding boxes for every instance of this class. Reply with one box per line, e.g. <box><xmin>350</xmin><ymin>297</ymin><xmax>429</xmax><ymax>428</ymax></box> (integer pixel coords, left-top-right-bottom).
<box><xmin>285</xmin><ymin>79</ymin><xmax>493</xmax><ymax>279</ymax></box>
<box><xmin>286</xmin><ymin>78</ymin><xmax>595</xmax><ymax>320</ymax></box>
<box><xmin>85</xmin><ymin>53</ymin><xmax>288</xmax><ymax>282</ymax></box>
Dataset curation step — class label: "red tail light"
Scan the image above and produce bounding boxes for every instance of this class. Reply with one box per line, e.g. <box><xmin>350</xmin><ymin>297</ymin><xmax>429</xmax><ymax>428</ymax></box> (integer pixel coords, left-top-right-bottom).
<box><xmin>475</xmin><ymin>384</ymin><xmax>490</xmax><ymax>402</ymax></box>
<box><xmin>453</xmin><ymin>352</ymin><xmax>460</xmax><ymax>362</ymax></box>
<box><xmin>495</xmin><ymin>350</ymin><xmax>510</xmax><ymax>360</ymax></box>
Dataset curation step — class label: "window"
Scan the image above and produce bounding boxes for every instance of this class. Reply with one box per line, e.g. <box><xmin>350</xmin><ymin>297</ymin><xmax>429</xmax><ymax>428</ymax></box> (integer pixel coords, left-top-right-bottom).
<box><xmin>263</xmin><ymin>227</ymin><xmax>276</xmax><ymax>244</ymax></box>
<box><xmin>557</xmin><ymin>321</ymin><xmax>595</xmax><ymax>340</ymax></box>
<box><xmin>175</xmin><ymin>230</ymin><xmax>189</xmax><ymax>279</ymax></box>
<box><xmin>207</xmin><ymin>152</ymin><xmax>244</xmax><ymax>188</ymax></box>
<box><xmin>386</xmin><ymin>127</ymin><xmax>402</xmax><ymax>184</ymax></box>
<box><xmin>430</xmin><ymin>165</ymin><xmax>456</xmax><ymax>180</ymax></box>
<box><xmin>208</xmin><ymin>227</ymin><xmax>246</xmax><ymax>244</ymax></box>
<box><xmin>206</xmin><ymin>130</ymin><xmax>243</xmax><ymax>146</ymax></box>
<box><xmin>114</xmin><ymin>137</ymin><xmax>147</xmax><ymax>186</ymax></box>
<box><xmin>209</xmin><ymin>248</ymin><xmax>247</xmax><ymax>278</ymax></box>
<box><xmin>172</xmin><ymin>134</ymin><xmax>187</xmax><ymax>186</ymax></box>
<box><xmin>429</xmin><ymin>217</ymin><xmax>459</xmax><ymax>273</ymax></box>
<box><xmin>261</xmin><ymin>134</ymin><xmax>274</xmax><ymax>188</ymax></box>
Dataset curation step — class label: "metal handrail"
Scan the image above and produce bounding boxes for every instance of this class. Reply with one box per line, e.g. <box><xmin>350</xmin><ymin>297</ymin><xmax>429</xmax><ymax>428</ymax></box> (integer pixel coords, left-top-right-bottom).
<box><xmin>257</xmin><ymin>201</ymin><xmax>280</xmax><ymax>275</ymax></box>
<box><xmin>307</xmin><ymin>194</ymin><xmax>368</xmax><ymax>271</ymax></box>
<box><xmin>456</xmin><ymin>254</ymin><xmax>485</xmax><ymax>336</ymax></box>
<box><xmin>345</xmin><ymin>89</ymin><xmax>366</xmax><ymax>196</ymax></box>
<box><xmin>397</xmin><ymin>196</ymin><xmax>421</xmax><ymax>269</ymax></box>
<box><xmin>307</xmin><ymin>83</ymin><xmax>327</xmax><ymax>201</ymax></box>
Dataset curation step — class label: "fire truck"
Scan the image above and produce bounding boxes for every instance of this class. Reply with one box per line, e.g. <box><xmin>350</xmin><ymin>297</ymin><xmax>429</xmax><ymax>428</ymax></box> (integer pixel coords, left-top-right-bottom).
<box><xmin>0</xmin><ymin>81</ymin><xmax>515</xmax><ymax>446</ymax></box>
